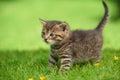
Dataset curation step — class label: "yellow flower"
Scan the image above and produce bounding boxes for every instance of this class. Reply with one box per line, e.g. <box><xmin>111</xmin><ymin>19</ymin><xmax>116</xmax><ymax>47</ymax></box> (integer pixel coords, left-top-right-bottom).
<box><xmin>28</xmin><ymin>77</ymin><xmax>34</xmax><ymax>80</ymax></box>
<box><xmin>114</xmin><ymin>56</ymin><xmax>119</xmax><ymax>61</ymax></box>
<box><xmin>94</xmin><ymin>62</ymin><xmax>100</xmax><ymax>67</ymax></box>
<box><xmin>40</xmin><ymin>76</ymin><xmax>46</xmax><ymax>80</ymax></box>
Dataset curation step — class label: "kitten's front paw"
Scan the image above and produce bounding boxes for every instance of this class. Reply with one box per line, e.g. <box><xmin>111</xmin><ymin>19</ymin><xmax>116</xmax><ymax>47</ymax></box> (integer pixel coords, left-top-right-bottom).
<box><xmin>59</xmin><ymin>67</ymin><xmax>70</xmax><ymax>73</ymax></box>
<box><xmin>49</xmin><ymin>63</ymin><xmax>55</xmax><ymax>68</ymax></box>
<box><xmin>58</xmin><ymin>68</ymin><xmax>64</xmax><ymax>73</ymax></box>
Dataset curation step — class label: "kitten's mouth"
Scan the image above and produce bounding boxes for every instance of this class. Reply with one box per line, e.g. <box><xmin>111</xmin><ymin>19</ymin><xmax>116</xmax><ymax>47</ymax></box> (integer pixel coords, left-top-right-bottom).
<box><xmin>44</xmin><ymin>39</ymin><xmax>58</xmax><ymax>45</ymax></box>
<box><xmin>44</xmin><ymin>39</ymin><xmax>48</xmax><ymax>43</ymax></box>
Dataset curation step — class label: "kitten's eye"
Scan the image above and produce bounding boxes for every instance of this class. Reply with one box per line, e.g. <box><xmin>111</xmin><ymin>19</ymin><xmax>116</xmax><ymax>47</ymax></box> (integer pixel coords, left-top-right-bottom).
<box><xmin>42</xmin><ymin>32</ymin><xmax>45</xmax><ymax>35</ymax></box>
<box><xmin>50</xmin><ymin>33</ymin><xmax>54</xmax><ymax>37</ymax></box>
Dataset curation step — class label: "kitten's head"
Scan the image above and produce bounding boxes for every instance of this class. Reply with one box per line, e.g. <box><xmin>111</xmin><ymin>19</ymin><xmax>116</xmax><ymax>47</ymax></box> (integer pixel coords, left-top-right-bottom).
<box><xmin>40</xmin><ymin>19</ymin><xmax>70</xmax><ymax>45</ymax></box>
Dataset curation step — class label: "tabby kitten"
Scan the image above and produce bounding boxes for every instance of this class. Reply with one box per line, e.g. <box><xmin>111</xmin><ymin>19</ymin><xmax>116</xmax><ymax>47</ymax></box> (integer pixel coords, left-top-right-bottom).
<box><xmin>40</xmin><ymin>1</ymin><xmax>108</xmax><ymax>72</ymax></box>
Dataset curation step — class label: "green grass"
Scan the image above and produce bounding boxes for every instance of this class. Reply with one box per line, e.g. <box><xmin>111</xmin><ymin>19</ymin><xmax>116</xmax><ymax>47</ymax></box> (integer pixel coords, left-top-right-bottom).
<box><xmin>0</xmin><ymin>48</ymin><xmax>120</xmax><ymax>80</ymax></box>
<box><xmin>0</xmin><ymin>0</ymin><xmax>120</xmax><ymax>80</ymax></box>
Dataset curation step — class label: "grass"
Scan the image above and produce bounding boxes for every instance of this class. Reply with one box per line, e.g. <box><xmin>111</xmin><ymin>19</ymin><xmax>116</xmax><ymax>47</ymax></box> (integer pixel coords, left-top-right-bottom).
<box><xmin>0</xmin><ymin>0</ymin><xmax>120</xmax><ymax>80</ymax></box>
<box><xmin>0</xmin><ymin>48</ymin><xmax>120</xmax><ymax>80</ymax></box>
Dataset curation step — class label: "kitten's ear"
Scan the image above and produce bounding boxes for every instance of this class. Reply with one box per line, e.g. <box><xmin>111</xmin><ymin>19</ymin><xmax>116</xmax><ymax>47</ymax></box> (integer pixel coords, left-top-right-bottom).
<box><xmin>39</xmin><ymin>18</ymin><xmax>47</xmax><ymax>26</ymax></box>
<box><xmin>59</xmin><ymin>22</ymin><xmax>69</xmax><ymax>31</ymax></box>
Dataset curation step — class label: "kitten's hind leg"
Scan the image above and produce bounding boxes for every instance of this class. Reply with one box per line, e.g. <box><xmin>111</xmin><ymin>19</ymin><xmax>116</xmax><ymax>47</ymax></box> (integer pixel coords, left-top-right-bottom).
<box><xmin>91</xmin><ymin>54</ymin><xmax>100</xmax><ymax>63</ymax></box>
<box><xmin>49</xmin><ymin>54</ymin><xmax>58</xmax><ymax>68</ymax></box>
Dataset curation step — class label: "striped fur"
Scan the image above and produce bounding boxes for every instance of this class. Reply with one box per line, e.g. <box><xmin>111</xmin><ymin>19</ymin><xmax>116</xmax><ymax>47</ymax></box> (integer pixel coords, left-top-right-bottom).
<box><xmin>49</xmin><ymin>53</ymin><xmax>58</xmax><ymax>68</ymax></box>
<box><xmin>40</xmin><ymin>1</ymin><xmax>109</xmax><ymax>72</ymax></box>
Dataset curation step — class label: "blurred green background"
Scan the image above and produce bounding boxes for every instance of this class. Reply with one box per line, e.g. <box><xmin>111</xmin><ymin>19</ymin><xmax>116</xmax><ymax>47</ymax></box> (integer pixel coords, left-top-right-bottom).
<box><xmin>0</xmin><ymin>0</ymin><xmax>120</xmax><ymax>80</ymax></box>
<box><xmin>0</xmin><ymin>0</ymin><xmax>120</xmax><ymax>50</ymax></box>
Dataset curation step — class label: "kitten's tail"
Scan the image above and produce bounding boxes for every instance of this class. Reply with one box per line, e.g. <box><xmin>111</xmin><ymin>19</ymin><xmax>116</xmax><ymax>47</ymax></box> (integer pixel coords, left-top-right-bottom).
<box><xmin>96</xmin><ymin>1</ymin><xmax>109</xmax><ymax>32</ymax></box>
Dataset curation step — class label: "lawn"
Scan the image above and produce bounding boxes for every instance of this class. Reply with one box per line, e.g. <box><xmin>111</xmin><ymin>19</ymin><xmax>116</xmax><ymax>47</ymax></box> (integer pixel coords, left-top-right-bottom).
<box><xmin>0</xmin><ymin>0</ymin><xmax>120</xmax><ymax>80</ymax></box>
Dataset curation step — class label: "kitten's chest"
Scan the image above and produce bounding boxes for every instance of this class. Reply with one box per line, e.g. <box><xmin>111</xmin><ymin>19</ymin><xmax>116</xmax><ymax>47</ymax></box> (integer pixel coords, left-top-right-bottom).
<box><xmin>50</xmin><ymin>42</ymin><xmax>72</xmax><ymax>56</ymax></box>
<box><xmin>51</xmin><ymin>48</ymin><xmax>62</xmax><ymax>55</ymax></box>
<box><xmin>51</xmin><ymin>45</ymin><xmax>66</xmax><ymax>56</ymax></box>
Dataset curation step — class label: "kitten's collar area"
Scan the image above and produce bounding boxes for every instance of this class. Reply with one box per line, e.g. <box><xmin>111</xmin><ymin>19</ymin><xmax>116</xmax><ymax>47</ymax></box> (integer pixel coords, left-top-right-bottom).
<box><xmin>51</xmin><ymin>33</ymin><xmax>72</xmax><ymax>50</ymax></box>
<box><xmin>51</xmin><ymin>41</ymin><xmax>68</xmax><ymax>49</ymax></box>
<box><xmin>51</xmin><ymin>44</ymin><xmax>62</xmax><ymax>49</ymax></box>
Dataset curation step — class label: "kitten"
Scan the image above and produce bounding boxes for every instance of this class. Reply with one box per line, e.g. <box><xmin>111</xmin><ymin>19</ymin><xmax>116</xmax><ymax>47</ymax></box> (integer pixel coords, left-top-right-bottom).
<box><xmin>40</xmin><ymin>1</ymin><xmax>108</xmax><ymax>72</ymax></box>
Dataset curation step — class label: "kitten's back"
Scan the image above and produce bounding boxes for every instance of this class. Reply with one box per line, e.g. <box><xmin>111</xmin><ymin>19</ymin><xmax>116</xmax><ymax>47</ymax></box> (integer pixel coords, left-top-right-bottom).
<box><xmin>70</xmin><ymin>30</ymin><xmax>103</xmax><ymax>62</ymax></box>
<box><xmin>71</xmin><ymin>30</ymin><xmax>102</xmax><ymax>42</ymax></box>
